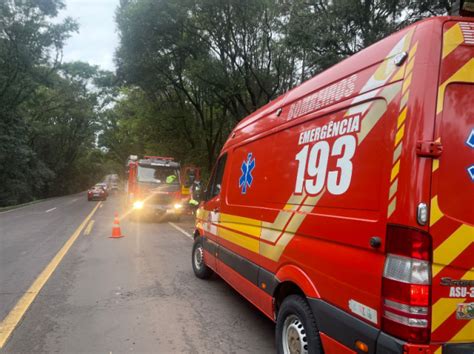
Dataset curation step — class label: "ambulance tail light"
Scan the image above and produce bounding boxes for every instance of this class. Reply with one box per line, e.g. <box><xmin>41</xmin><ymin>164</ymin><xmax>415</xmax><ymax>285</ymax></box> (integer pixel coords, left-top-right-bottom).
<box><xmin>382</xmin><ymin>225</ymin><xmax>432</xmax><ymax>344</ymax></box>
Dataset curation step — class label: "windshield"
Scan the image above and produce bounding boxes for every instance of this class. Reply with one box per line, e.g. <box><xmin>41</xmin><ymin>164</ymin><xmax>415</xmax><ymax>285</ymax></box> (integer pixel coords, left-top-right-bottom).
<box><xmin>137</xmin><ymin>165</ymin><xmax>179</xmax><ymax>184</ymax></box>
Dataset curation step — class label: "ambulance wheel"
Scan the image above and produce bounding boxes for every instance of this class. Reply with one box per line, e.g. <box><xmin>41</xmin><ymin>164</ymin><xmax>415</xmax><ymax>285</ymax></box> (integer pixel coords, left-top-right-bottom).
<box><xmin>192</xmin><ymin>239</ymin><xmax>213</xmax><ymax>279</ymax></box>
<box><xmin>276</xmin><ymin>295</ymin><xmax>323</xmax><ymax>354</ymax></box>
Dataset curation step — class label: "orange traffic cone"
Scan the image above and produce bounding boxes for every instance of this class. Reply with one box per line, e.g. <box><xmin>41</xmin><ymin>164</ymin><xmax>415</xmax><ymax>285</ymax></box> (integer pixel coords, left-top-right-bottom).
<box><xmin>110</xmin><ymin>212</ymin><xmax>124</xmax><ymax>238</ymax></box>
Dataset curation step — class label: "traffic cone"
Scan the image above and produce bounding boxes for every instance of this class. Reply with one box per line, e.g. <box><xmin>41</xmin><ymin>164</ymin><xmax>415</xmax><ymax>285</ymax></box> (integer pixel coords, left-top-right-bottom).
<box><xmin>110</xmin><ymin>212</ymin><xmax>124</xmax><ymax>238</ymax></box>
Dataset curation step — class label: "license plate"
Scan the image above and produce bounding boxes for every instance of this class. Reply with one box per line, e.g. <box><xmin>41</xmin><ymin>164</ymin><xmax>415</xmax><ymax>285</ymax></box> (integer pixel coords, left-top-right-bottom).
<box><xmin>456</xmin><ymin>303</ymin><xmax>474</xmax><ymax>320</ymax></box>
<box><xmin>93</xmin><ymin>194</ymin><xmax>100</xmax><ymax>196</ymax></box>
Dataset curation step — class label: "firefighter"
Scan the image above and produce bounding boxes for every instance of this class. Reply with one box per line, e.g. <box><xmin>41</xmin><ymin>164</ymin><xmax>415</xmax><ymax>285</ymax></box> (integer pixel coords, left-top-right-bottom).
<box><xmin>188</xmin><ymin>180</ymin><xmax>201</xmax><ymax>213</ymax></box>
<box><xmin>165</xmin><ymin>174</ymin><xmax>177</xmax><ymax>184</ymax></box>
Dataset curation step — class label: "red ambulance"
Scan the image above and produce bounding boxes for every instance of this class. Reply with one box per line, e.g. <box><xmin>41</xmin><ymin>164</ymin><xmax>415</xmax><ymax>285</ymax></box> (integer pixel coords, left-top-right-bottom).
<box><xmin>192</xmin><ymin>15</ymin><xmax>474</xmax><ymax>354</ymax></box>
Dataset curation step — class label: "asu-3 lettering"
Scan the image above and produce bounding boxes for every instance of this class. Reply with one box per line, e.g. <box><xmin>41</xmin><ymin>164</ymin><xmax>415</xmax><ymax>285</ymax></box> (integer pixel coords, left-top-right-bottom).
<box><xmin>447</xmin><ymin>286</ymin><xmax>474</xmax><ymax>298</ymax></box>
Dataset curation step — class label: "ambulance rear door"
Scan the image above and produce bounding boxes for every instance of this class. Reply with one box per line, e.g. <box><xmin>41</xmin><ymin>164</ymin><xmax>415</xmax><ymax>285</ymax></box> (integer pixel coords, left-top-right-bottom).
<box><xmin>429</xmin><ymin>19</ymin><xmax>474</xmax><ymax>345</ymax></box>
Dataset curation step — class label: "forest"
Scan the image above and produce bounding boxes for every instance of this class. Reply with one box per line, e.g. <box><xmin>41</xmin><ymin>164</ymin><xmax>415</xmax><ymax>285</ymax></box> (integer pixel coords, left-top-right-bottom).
<box><xmin>0</xmin><ymin>0</ymin><xmax>454</xmax><ymax>206</ymax></box>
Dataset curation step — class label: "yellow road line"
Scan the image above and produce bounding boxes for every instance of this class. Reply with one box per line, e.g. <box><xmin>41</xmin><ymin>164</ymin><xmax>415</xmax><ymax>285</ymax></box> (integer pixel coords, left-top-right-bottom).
<box><xmin>0</xmin><ymin>202</ymin><xmax>101</xmax><ymax>348</ymax></box>
<box><xmin>84</xmin><ymin>220</ymin><xmax>95</xmax><ymax>236</ymax></box>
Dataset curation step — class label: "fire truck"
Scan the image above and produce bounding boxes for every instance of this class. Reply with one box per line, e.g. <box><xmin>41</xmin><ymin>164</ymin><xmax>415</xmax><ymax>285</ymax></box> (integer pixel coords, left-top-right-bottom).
<box><xmin>126</xmin><ymin>155</ymin><xmax>184</xmax><ymax>220</ymax></box>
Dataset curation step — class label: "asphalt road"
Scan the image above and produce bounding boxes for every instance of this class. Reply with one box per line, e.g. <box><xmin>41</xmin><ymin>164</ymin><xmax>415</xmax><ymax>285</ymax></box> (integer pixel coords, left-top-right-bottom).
<box><xmin>0</xmin><ymin>192</ymin><xmax>275</xmax><ymax>353</ymax></box>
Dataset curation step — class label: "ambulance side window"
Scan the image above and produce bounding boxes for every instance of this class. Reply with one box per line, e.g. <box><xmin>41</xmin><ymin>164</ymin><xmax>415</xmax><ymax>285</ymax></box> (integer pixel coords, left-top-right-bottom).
<box><xmin>207</xmin><ymin>154</ymin><xmax>227</xmax><ymax>200</ymax></box>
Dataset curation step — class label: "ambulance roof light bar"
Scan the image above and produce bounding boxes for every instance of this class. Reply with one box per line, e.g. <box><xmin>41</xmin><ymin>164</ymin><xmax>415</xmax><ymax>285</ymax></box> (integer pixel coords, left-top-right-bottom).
<box><xmin>143</xmin><ymin>156</ymin><xmax>174</xmax><ymax>161</ymax></box>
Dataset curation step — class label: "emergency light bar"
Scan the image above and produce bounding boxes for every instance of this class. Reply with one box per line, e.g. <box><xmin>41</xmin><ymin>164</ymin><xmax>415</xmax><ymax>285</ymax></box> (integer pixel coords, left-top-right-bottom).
<box><xmin>143</xmin><ymin>156</ymin><xmax>174</xmax><ymax>161</ymax></box>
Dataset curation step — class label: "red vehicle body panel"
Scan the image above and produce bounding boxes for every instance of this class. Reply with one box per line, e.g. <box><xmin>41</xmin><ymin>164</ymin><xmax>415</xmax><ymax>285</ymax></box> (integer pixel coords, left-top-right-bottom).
<box><xmin>195</xmin><ymin>16</ymin><xmax>474</xmax><ymax>353</ymax></box>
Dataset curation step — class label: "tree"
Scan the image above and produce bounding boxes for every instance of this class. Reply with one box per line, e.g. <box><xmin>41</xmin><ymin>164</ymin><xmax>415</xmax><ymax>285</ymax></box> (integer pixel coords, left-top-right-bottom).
<box><xmin>115</xmin><ymin>0</ymin><xmax>303</xmax><ymax>169</ymax></box>
<box><xmin>285</xmin><ymin>0</ymin><xmax>455</xmax><ymax>76</ymax></box>
<box><xmin>112</xmin><ymin>0</ymin><xmax>454</xmax><ymax>173</ymax></box>
<box><xmin>0</xmin><ymin>1</ymin><xmax>121</xmax><ymax>206</ymax></box>
<box><xmin>0</xmin><ymin>0</ymin><xmax>77</xmax><ymax>205</ymax></box>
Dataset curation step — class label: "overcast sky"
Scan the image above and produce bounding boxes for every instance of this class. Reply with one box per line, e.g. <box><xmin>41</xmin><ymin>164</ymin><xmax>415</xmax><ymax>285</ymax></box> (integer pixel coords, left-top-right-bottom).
<box><xmin>57</xmin><ymin>0</ymin><xmax>120</xmax><ymax>71</ymax></box>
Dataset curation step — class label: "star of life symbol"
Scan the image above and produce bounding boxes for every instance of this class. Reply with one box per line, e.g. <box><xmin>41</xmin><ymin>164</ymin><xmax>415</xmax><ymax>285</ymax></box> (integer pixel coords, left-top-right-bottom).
<box><xmin>467</xmin><ymin>129</ymin><xmax>474</xmax><ymax>182</ymax></box>
<box><xmin>239</xmin><ymin>153</ymin><xmax>255</xmax><ymax>194</ymax></box>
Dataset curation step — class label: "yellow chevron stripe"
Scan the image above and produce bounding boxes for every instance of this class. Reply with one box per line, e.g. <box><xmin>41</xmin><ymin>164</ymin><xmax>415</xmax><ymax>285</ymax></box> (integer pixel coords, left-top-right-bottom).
<box><xmin>402</xmin><ymin>72</ymin><xmax>412</xmax><ymax>94</ymax></box>
<box><xmin>437</xmin><ymin>59</ymin><xmax>474</xmax><ymax>114</ymax></box>
<box><xmin>391</xmin><ymin>160</ymin><xmax>400</xmax><ymax>182</ymax></box>
<box><xmin>432</xmin><ymin>159</ymin><xmax>439</xmax><ymax>172</ymax></box>
<box><xmin>442</xmin><ymin>23</ymin><xmax>464</xmax><ymax>59</ymax></box>
<box><xmin>433</xmin><ymin>224</ymin><xmax>474</xmax><ymax>277</ymax></box>
<box><xmin>405</xmin><ymin>56</ymin><xmax>415</xmax><ymax>76</ymax></box>
<box><xmin>394</xmin><ymin>124</ymin><xmax>405</xmax><ymax>146</ymax></box>
<box><xmin>432</xmin><ymin>298</ymin><xmax>463</xmax><ymax>332</ymax></box>
<box><xmin>450</xmin><ymin>319</ymin><xmax>474</xmax><ymax>341</ymax></box>
<box><xmin>397</xmin><ymin>107</ymin><xmax>407</xmax><ymax>129</ymax></box>
<box><xmin>408</xmin><ymin>42</ymin><xmax>418</xmax><ymax>58</ymax></box>
<box><xmin>430</xmin><ymin>196</ymin><xmax>443</xmax><ymax>226</ymax></box>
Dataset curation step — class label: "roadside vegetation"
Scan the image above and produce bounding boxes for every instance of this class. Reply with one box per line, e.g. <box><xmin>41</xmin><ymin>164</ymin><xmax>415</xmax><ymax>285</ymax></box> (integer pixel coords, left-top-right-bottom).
<box><xmin>0</xmin><ymin>0</ymin><xmax>454</xmax><ymax>206</ymax></box>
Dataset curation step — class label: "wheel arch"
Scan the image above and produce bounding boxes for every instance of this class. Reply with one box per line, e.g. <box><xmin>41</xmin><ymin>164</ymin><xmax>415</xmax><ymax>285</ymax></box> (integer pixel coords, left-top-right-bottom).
<box><xmin>273</xmin><ymin>264</ymin><xmax>320</xmax><ymax>315</ymax></box>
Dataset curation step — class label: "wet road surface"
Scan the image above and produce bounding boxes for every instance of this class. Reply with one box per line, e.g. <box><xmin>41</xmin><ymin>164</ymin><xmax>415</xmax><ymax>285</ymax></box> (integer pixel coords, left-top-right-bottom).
<box><xmin>0</xmin><ymin>193</ymin><xmax>275</xmax><ymax>353</ymax></box>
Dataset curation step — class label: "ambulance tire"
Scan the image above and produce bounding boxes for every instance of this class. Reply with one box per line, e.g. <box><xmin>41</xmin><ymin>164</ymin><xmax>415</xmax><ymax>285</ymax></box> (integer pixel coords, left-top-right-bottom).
<box><xmin>192</xmin><ymin>239</ymin><xmax>213</xmax><ymax>279</ymax></box>
<box><xmin>276</xmin><ymin>295</ymin><xmax>323</xmax><ymax>354</ymax></box>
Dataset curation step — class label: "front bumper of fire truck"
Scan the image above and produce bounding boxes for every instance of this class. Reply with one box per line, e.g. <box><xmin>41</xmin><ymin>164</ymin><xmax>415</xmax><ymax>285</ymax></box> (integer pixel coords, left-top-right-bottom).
<box><xmin>132</xmin><ymin>201</ymin><xmax>184</xmax><ymax>216</ymax></box>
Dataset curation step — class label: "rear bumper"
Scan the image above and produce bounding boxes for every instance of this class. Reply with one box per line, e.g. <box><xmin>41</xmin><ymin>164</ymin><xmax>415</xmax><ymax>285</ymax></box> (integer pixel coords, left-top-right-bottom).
<box><xmin>88</xmin><ymin>195</ymin><xmax>105</xmax><ymax>200</ymax></box>
<box><xmin>308</xmin><ymin>299</ymin><xmax>472</xmax><ymax>354</ymax></box>
<box><xmin>308</xmin><ymin>298</ymin><xmax>382</xmax><ymax>353</ymax></box>
<box><xmin>442</xmin><ymin>343</ymin><xmax>474</xmax><ymax>353</ymax></box>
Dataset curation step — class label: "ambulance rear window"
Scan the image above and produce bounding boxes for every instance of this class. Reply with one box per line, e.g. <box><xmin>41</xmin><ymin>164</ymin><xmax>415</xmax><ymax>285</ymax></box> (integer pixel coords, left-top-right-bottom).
<box><xmin>437</xmin><ymin>83</ymin><xmax>474</xmax><ymax>225</ymax></box>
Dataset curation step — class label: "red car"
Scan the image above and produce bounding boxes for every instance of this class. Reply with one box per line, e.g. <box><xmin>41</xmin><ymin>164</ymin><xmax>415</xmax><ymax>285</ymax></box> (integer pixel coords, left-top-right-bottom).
<box><xmin>193</xmin><ymin>15</ymin><xmax>473</xmax><ymax>354</ymax></box>
<box><xmin>87</xmin><ymin>186</ymin><xmax>107</xmax><ymax>201</ymax></box>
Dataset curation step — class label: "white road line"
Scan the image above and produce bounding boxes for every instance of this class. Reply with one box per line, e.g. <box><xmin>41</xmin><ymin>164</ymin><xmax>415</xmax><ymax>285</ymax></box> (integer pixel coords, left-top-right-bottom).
<box><xmin>168</xmin><ymin>222</ymin><xmax>193</xmax><ymax>240</ymax></box>
<box><xmin>45</xmin><ymin>207</ymin><xmax>57</xmax><ymax>213</ymax></box>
